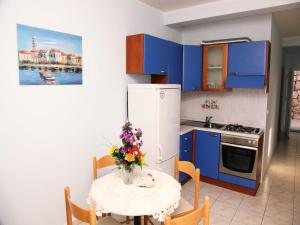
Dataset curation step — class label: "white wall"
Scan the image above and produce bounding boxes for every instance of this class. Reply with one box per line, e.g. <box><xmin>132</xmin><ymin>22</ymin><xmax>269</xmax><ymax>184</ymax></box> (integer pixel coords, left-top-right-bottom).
<box><xmin>181</xmin><ymin>89</ymin><xmax>268</xmax><ymax>127</ymax></box>
<box><xmin>262</xmin><ymin>17</ymin><xmax>283</xmax><ymax>176</ymax></box>
<box><xmin>0</xmin><ymin>1</ymin><xmax>181</xmax><ymax>225</ymax></box>
<box><xmin>181</xmin><ymin>14</ymin><xmax>272</xmax><ymax>128</ymax></box>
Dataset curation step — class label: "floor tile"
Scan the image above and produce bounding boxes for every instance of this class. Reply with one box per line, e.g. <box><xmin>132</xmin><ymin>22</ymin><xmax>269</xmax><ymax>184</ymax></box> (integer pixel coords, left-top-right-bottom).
<box><xmin>230</xmin><ymin>207</ymin><xmax>263</xmax><ymax>225</ymax></box>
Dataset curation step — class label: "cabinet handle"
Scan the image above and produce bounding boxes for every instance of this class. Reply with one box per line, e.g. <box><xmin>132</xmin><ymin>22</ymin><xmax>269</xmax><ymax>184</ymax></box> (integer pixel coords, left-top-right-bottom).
<box><xmin>184</xmin><ymin>149</ymin><xmax>188</xmax><ymax>153</ymax></box>
<box><xmin>210</xmin><ymin>133</ymin><xmax>218</xmax><ymax>137</ymax></box>
<box><xmin>160</xmin><ymin>70</ymin><xmax>166</xmax><ymax>74</ymax></box>
<box><xmin>184</xmin><ymin>137</ymin><xmax>188</xmax><ymax>141</ymax></box>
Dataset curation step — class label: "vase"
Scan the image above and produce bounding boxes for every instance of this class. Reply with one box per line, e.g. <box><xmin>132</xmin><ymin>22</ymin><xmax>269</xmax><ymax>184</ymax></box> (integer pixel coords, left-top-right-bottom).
<box><xmin>122</xmin><ymin>166</ymin><xmax>134</xmax><ymax>185</ymax></box>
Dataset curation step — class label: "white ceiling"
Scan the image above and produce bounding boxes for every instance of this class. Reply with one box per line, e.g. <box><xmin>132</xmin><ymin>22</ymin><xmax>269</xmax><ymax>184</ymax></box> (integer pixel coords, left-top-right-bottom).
<box><xmin>138</xmin><ymin>0</ymin><xmax>223</xmax><ymax>12</ymax></box>
<box><xmin>273</xmin><ymin>8</ymin><xmax>300</xmax><ymax>37</ymax></box>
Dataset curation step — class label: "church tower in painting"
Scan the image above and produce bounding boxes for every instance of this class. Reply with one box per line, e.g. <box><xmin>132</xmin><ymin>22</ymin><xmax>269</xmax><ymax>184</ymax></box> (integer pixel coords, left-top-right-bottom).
<box><xmin>32</xmin><ymin>35</ymin><xmax>37</xmax><ymax>50</ymax></box>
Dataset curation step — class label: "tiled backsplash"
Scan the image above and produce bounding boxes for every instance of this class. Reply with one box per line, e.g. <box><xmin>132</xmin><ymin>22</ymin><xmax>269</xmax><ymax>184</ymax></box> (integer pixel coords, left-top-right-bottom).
<box><xmin>181</xmin><ymin>89</ymin><xmax>268</xmax><ymax>128</ymax></box>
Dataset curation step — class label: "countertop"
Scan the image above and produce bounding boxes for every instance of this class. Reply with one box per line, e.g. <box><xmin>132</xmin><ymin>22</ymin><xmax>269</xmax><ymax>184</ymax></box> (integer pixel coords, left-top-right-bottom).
<box><xmin>180</xmin><ymin>125</ymin><xmax>264</xmax><ymax>139</ymax></box>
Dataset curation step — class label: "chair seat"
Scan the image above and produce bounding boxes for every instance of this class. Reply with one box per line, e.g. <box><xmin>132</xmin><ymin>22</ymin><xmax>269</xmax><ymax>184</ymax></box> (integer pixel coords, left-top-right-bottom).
<box><xmin>75</xmin><ymin>216</ymin><xmax>120</xmax><ymax>225</ymax></box>
<box><xmin>172</xmin><ymin>197</ymin><xmax>193</xmax><ymax>215</ymax></box>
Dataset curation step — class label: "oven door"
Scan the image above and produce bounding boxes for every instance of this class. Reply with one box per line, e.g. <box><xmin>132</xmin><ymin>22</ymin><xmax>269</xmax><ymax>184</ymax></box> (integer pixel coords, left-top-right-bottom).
<box><xmin>219</xmin><ymin>142</ymin><xmax>258</xmax><ymax>180</ymax></box>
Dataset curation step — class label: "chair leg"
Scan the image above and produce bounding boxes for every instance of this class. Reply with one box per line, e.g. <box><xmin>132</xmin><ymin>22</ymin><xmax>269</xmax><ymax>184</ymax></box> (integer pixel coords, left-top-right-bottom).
<box><xmin>126</xmin><ymin>216</ymin><xmax>130</xmax><ymax>224</ymax></box>
<box><xmin>144</xmin><ymin>216</ymin><xmax>148</xmax><ymax>225</ymax></box>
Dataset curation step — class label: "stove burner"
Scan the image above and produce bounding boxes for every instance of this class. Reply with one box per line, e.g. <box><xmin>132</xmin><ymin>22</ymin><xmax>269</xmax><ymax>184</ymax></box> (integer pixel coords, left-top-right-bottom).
<box><xmin>223</xmin><ymin>124</ymin><xmax>260</xmax><ymax>134</ymax></box>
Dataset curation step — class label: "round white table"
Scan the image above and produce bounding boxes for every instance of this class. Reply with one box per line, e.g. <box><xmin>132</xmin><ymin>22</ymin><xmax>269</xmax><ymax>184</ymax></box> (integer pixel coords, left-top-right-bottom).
<box><xmin>88</xmin><ymin>169</ymin><xmax>181</xmax><ymax>225</ymax></box>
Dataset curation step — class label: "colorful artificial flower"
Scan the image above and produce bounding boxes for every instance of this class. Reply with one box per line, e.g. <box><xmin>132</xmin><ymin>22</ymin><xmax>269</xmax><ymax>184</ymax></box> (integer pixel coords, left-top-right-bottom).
<box><xmin>109</xmin><ymin>145</ymin><xmax>117</xmax><ymax>156</ymax></box>
<box><xmin>140</xmin><ymin>155</ymin><xmax>145</xmax><ymax>165</ymax></box>
<box><xmin>125</xmin><ymin>153</ymin><xmax>135</xmax><ymax>162</ymax></box>
<box><xmin>109</xmin><ymin>121</ymin><xmax>145</xmax><ymax>170</ymax></box>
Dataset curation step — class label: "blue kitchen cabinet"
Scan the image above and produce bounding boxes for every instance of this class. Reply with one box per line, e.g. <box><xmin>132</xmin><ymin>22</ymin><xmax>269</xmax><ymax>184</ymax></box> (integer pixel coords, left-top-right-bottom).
<box><xmin>195</xmin><ymin>130</ymin><xmax>220</xmax><ymax>179</ymax></box>
<box><xmin>127</xmin><ymin>34</ymin><xmax>182</xmax><ymax>84</ymax></box>
<box><xmin>167</xmin><ymin>41</ymin><xmax>183</xmax><ymax>84</ymax></box>
<box><xmin>126</xmin><ymin>34</ymin><xmax>168</xmax><ymax>75</ymax></box>
<box><xmin>144</xmin><ymin>34</ymin><xmax>168</xmax><ymax>75</ymax></box>
<box><xmin>179</xmin><ymin>131</ymin><xmax>193</xmax><ymax>183</ymax></box>
<box><xmin>183</xmin><ymin>45</ymin><xmax>202</xmax><ymax>91</ymax></box>
<box><xmin>227</xmin><ymin>41</ymin><xmax>269</xmax><ymax>88</ymax></box>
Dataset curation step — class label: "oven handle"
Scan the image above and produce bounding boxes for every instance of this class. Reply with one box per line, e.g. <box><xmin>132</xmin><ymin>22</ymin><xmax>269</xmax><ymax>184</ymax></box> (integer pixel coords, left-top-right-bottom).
<box><xmin>221</xmin><ymin>142</ymin><xmax>258</xmax><ymax>151</ymax></box>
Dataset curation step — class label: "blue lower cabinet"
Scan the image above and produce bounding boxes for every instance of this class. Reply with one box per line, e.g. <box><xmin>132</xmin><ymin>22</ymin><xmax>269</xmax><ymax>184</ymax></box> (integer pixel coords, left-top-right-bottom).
<box><xmin>179</xmin><ymin>131</ymin><xmax>193</xmax><ymax>183</ymax></box>
<box><xmin>219</xmin><ymin>173</ymin><xmax>256</xmax><ymax>189</ymax></box>
<box><xmin>195</xmin><ymin>131</ymin><xmax>220</xmax><ymax>179</ymax></box>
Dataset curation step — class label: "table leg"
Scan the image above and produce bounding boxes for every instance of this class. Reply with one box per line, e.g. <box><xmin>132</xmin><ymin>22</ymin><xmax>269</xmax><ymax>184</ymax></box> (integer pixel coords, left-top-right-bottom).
<box><xmin>134</xmin><ymin>216</ymin><xmax>141</xmax><ymax>225</ymax></box>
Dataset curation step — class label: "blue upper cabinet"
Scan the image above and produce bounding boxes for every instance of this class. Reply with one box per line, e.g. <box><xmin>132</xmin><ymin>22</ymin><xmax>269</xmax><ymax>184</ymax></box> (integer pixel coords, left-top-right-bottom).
<box><xmin>167</xmin><ymin>41</ymin><xmax>183</xmax><ymax>84</ymax></box>
<box><xmin>227</xmin><ymin>41</ymin><xmax>270</xmax><ymax>89</ymax></box>
<box><xmin>126</xmin><ymin>34</ymin><xmax>182</xmax><ymax>84</ymax></box>
<box><xmin>126</xmin><ymin>34</ymin><xmax>168</xmax><ymax>75</ymax></box>
<box><xmin>183</xmin><ymin>45</ymin><xmax>202</xmax><ymax>91</ymax></box>
<box><xmin>144</xmin><ymin>35</ymin><xmax>168</xmax><ymax>75</ymax></box>
<box><xmin>195</xmin><ymin>130</ymin><xmax>220</xmax><ymax>179</ymax></box>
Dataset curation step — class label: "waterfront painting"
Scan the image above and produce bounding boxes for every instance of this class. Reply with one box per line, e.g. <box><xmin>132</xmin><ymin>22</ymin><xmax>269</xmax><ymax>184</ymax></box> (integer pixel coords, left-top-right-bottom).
<box><xmin>17</xmin><ymin>24</ymin><xmax>82</xmax><ymax>85</ymax></box>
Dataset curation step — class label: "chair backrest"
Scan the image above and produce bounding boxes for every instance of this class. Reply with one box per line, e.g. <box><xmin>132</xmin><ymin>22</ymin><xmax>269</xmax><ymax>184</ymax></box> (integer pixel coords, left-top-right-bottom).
<box><xmin>64</xmin><ymin>186</ymin><xmax>96</xmax><ymax>225</ymax></box>
<box><xmin>164</xmin><ymin>196</ymin><xmax>210</xmax><ymax>225</ymax></box>
<box><xmin>93</xmin><ymin>155</ymin><xmax>115</xmax><ymax>180</ymax></box>
<box><xmin>174</xmin><ymin>156</ymin><xmax>200</xmax><ymax>209</ymax></box>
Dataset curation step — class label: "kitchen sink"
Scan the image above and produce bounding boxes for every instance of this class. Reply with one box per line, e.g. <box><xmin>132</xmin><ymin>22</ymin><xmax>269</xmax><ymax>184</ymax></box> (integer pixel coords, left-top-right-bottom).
<box><xmin>204</xmin><ymin>123</ymin><xmax>225</xmax><ymax>129</ymax></box>
<box><xmin>181</xmin><ymin>120</ymin><xmax>225</xmax><ymax>130</ymax></box>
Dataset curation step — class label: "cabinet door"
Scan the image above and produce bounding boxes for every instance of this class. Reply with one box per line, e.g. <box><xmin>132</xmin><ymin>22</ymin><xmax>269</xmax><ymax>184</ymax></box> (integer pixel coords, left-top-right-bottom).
<box><xmin>179</xmin><ymin>131</ymin><xmax>193</xmax><ymax>182</ymax></box>
<box><xmin>228</xmin><ymin>41</ymin><xmax>268</xmax><ymax>76</ymax></box>
<box><xmin>202</xmin><ymin>44</ymin><xmax>228</xmax><ymax>91</ymax></box>
<box><xmin>144</xmin><ymin>34</ymin><xmax>168</xmax><ymax>75</ymax></box>
<box><xmin>195</xmin><ymin>130</ymin><xmax>220</xmax><ymax>179</ymax></box>
<box><xmin>168</xmin><ymin>41</ymin><xmax>183</xmax><ymax>84</ymax></box>
<box><xmin>183</xmin><ymin>45</ymin><xmax>202</xmax><ymax>91</ymax></box>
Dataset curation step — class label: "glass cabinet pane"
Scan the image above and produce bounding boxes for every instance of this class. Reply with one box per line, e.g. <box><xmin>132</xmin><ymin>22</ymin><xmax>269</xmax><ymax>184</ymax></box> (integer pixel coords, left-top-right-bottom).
<box><xmin>203</xmin><ymin>44</ymin><xmax>228</xmax><ymax>90</ymax></box>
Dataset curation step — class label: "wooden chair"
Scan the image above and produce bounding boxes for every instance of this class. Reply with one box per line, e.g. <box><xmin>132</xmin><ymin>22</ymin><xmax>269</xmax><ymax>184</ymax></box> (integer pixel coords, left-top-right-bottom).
<box><xmin>93</xmin><ymin>155</ymin><xmax>115</xmax><ymax>180</ymax></box>
<box><xmin>64</xmin><ymin>186</ymin><xmax>119</xmax><ymax>225</ymax></box>
<box><xmin>164</xmin><ymin>196</ymin><xmax>210</xmax><ymax>225</ymax></box>
<box><xmin>144</xmin><ymin>157</ymin><xmax>200</xmax><ymax>225</ymax></box>
<box><xmin>93</xmin><ymin>155</ymin><xmax>130</xmax><ymax>224</ymax></box>
<box><xmin>172</xmin><ymin>157</ymin><xmax>200</xmax><ymax>216</ymax></box>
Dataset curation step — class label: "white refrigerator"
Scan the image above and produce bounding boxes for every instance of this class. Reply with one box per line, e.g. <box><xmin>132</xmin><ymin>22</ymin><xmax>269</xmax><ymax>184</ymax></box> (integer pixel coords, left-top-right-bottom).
<box><xmin>128</xmin><ymin>84</ymin><xmax>181</xmax><ymax>176</ymax></box>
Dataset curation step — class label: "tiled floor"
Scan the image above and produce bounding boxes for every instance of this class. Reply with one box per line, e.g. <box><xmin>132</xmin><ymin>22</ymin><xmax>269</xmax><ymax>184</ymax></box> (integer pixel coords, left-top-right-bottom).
<box><xmin>180</xmin><ymin>132</ymin><xmax>300</xmax><ymax>225</ymax></box>
<box><xmin>114</xmin><ymin>133</ymin><xmax>300</xmax><ymax>225</ymax></box>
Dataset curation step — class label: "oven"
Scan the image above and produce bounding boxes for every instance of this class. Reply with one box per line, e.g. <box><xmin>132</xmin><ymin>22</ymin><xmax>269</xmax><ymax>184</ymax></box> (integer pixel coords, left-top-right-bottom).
<box><xmin>219</xmin><ymin>134</ymin><xmax>258</xmax><ymax>180</ymax></box>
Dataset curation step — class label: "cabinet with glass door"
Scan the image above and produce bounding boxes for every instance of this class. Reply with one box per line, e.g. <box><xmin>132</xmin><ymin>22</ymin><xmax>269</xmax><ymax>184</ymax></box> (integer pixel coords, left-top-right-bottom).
<box><xmin>202</xmin><ymin>44</ymin><xmax>228</xmax><ymax>91</ymax></box>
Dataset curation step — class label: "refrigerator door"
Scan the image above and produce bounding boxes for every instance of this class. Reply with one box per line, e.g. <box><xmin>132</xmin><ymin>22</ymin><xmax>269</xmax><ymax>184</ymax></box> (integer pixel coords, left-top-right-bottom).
<box><xmin>156</xmin><ymin>88</ymin><xmax>180</xmax><ymax>175</ymax></box>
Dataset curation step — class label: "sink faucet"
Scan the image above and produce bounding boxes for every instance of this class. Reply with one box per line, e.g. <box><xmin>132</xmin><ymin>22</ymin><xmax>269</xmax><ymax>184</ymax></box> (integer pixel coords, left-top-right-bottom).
<box><xmin>205</xmin><ymin>116</ymin><xmax>213</xmax><ymax>128</ymax></box>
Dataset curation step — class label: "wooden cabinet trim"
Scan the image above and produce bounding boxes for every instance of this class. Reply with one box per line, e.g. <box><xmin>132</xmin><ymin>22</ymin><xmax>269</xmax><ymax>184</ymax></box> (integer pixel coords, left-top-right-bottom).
<box><xmin>126</xmin><ymin>34</ymin><xmax>144</xmax><ymax>74</ymax></box>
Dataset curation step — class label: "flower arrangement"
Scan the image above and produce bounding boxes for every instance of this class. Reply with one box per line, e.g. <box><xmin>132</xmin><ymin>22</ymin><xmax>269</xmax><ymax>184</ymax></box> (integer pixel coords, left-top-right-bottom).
<box><xmin>109</xmin><ymin>121</ymin><xmax>145</xmax><ymax>172</ymax></box>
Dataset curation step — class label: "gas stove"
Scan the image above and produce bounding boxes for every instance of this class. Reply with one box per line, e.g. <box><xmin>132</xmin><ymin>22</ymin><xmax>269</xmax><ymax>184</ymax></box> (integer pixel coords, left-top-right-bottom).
<box><xmin>223</xmin><ymin>124</ymin><xmax>261</xmax><ymax>135</ymax></box>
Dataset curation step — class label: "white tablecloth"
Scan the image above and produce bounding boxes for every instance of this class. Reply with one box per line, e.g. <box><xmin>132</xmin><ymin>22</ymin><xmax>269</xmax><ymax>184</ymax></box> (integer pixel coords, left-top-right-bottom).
<box><xmin>87</xmin><ymin>169</ymin><xmax>181</xmax><ymax>222</ymax></box>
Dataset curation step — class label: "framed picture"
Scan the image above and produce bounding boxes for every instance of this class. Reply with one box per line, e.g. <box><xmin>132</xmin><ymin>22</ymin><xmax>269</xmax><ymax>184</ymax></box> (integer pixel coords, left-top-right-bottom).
<box><xmin>17</xmin><ymin>24</ymin><xmax>82</xmax><ymax>85</ymax></box>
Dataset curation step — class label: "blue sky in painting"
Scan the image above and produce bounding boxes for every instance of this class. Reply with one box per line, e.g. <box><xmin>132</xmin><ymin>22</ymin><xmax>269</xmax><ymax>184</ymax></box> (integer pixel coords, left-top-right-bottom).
<box><xmin>17</xmin><ymin>24</ymin><xmax>82</xmax><ymax>56</ymax></box>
